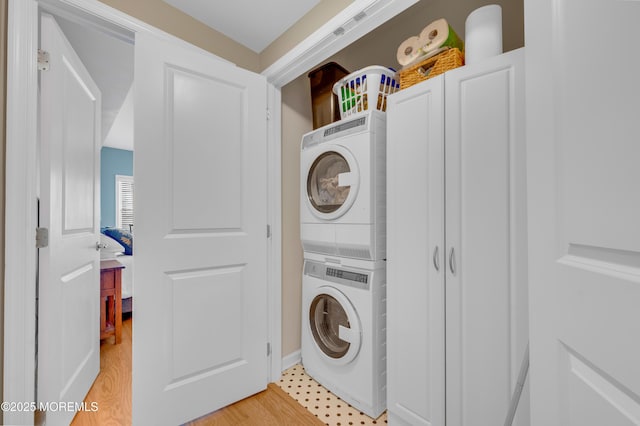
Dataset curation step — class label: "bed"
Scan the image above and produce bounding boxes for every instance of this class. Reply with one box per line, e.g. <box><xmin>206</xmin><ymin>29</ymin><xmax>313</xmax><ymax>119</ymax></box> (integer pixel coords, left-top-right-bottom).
<box><xmin>116</xmin><ymin>253</ymin><xmax>133</xmax><ymax>313</ymax></box>
<box><xmin>100</xmin><ymin>229</ymin><xmax>134</xmax><ymax>314</ymax></box>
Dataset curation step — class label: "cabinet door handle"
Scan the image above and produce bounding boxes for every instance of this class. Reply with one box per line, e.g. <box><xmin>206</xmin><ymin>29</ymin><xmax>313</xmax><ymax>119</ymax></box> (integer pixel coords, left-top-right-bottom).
<box><xmin>433</xmin><ymin>246</ymin><xmax>440</xmax><ymax>271</ymax></box>
<box><xmin>449</xmin><ymin>247</ymin><xmax>456</xmax><ymax>275</ymax></box>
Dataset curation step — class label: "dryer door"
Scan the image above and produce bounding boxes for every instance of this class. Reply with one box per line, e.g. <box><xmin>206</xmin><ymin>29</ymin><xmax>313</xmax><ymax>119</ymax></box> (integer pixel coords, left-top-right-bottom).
<box><xmin>308</xmin><ymin>286</ymin><xmax>362</xmax><ymax>365</ymax></box>
<box><xmin>306</xmin><ymin>147</ymin><xmax>359</xmax><ymax>220</ymax></box>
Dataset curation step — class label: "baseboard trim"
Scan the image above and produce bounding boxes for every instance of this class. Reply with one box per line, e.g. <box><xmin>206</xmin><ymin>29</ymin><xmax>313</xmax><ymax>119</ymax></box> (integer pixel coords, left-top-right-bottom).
<box><xmin>282</xmin><ymin>350</ymin><xmax>301</xmax><ymax>371</ymax></box>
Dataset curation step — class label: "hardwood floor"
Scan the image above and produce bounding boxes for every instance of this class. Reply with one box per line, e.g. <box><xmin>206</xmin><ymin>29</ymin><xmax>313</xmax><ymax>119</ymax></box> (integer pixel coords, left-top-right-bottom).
<box><xmin>72</xmin><ymin>316</ymin><xmax>132</xmax><ymax>426</ymax></box>
<box><xmin>71</xmin><ymin>316</ymin><xmax>322</xmax><ymax>425</ymax></box>
<box><xmin>188</xmin><ymin>384</ymin><xmax>324</xmax><ymax>426</ymax></box>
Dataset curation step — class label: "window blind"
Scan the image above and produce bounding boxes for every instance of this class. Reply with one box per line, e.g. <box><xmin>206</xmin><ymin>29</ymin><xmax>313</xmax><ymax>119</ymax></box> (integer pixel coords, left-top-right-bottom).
<box><xmin>116</xmin><ymin>175</ymin><xmax>134</xmax><ymax>230</ymax></box>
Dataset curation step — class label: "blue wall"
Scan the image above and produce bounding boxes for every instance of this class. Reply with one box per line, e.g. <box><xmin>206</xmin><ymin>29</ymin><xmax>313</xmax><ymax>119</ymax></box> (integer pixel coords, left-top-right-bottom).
<box><xmin>101</xmin><ymin>147</ymin><xmax>133</xmax><ymax>228</ymax></box>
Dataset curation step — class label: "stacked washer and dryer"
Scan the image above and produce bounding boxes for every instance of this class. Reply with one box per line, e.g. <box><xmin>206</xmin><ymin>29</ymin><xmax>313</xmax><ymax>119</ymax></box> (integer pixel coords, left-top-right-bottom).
<box><xmin>300</xmin><ymin>109</ymin><xmax>387</xmax><ymax>418</ymax></box>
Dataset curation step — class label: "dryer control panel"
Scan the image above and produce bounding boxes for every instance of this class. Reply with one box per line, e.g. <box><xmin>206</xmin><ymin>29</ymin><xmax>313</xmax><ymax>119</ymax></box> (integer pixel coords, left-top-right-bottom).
<box><xmin>301</xmin><ymin>109</ymin><xmax>386</xmax><ymax>150</ymax></box>
<box><xmin>304</xmin><ymin>260</ymin><xmax>370</xmax><ymax>290</ymax></box>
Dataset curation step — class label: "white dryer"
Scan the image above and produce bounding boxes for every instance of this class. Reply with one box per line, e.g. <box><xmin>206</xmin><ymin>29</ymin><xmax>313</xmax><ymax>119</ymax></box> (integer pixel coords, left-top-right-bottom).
<box><xmin>301</xmin><ymin>254</ymin><xmax>386</xmax><ymax>418</ymax></box>
<box><xmin>300</xmin><ymin>110</ymin><xmax>386</xmax><ymax>260</ymax></box>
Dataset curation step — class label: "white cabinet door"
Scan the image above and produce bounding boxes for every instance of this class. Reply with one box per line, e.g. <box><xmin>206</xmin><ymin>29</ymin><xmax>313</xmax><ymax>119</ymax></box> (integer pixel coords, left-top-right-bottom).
<box><xmin>526</xmin><ymin>1</ymin><xmax>640</xmax><ymax>425</ymax></box>
<box><xmin>445</xmin><ymin>48</ymin><xmax>528</xmax><ymax>426</ymax></box>
<box><xmin>133</xmin><ymin>32</ymin><xmax>269</xmax><ymax>425</ymax></box>
<box><xmin>387</xmin><ymin>50</ymin><xmax>528</xmax><ymax>426</ymax></box>
<box><xmin>38</xmin><ymin>14</ymin><xmax>101</xmax><ymax>426</ymax></box>
<box><xmin>387</xmin><ymin>75</ymin><xmax>446</xmax><ymax>426</ymax></box>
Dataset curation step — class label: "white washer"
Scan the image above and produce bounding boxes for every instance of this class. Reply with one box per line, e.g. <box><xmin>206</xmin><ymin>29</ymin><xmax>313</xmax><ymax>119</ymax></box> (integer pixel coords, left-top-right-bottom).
<box><xmin>301</xmin><ymin>254</ymin><xmax>386</xmax><ymax>418</ymax></box>
<box><xmin>300</xmin><ymin>110</ymin><xmax>386</xmax><ymax>260</ymax></box>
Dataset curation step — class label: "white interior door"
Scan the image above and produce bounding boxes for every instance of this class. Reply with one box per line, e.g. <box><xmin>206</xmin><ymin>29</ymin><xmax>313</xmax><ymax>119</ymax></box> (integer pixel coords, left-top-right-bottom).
<box><xmin>526</xmin><ymin>1</ymin><xmax>640</xmax><ymax>425</ymax></box>
<box><xmin>133</xmin><ymin>32</ymin><xmax>269</xmax><ymax>425</ymax></box>
<box><xmin>38</xmin><ymin>13</ymin><xmax>101</xmax><ymax>426</ymax></box>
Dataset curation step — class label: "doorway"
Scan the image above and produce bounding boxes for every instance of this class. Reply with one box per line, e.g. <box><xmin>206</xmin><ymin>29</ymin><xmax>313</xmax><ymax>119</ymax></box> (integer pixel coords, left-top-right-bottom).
<box><xmin>37</xmin><ymin>10</ymin><xmax>135</xmax><ymax>424</ymax></box>
<box><xmin>33</xmin><ymin>1</ymin><xmax>275</xmax><ymax>422</ymax></box>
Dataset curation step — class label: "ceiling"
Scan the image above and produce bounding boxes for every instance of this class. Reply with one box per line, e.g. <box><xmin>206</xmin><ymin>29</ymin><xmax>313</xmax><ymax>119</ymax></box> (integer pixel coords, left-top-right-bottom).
<box><xmin>162</xmin><ymin>0</ymin><xmax>321</xmax><ymax>53</ymax></box>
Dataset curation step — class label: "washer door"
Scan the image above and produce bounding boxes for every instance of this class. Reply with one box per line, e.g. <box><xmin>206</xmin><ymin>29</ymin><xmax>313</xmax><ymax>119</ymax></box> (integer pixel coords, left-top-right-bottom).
<box><xmin>308</xmin><ymin>285</ymin><xmax>361</xmax><ymax>365</ymax></box>
<box><xmin>306</xmin><ymin>146</ymin><xmax>359</xmax><ymax>220</ymax></box>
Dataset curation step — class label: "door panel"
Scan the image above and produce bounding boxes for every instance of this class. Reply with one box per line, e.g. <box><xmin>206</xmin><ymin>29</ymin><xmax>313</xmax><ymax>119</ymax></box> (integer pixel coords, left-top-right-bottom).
<box><xmin>386</xmin><ymin>75</ymin><xmax>445</xmax><ymax>426</ymax></box>
<box><xmin>39</xmin><ymin>14</ymin><xmax>101</xmax><ymax>426</ymax></box>
<box><xmin>526</xmin><ymin>0</ymin><xmax>640</xmax><ymax>424</ymax></box>
<box><xmin>62</xmin><ymin>64</ymin><xmax>98</xmax><ymax>231</ymax></box>
<box><xmin>445</xmin><ymin>49</ymin><xmax>528</xmax><ymax>426</ymax></box>
<box><xmin>169</xmin><ymin>67</ymin><xmax>244</xmax><ymax>231</ymax></box>
<box><xmin>556</xmin><ymin>0</ymin><xmax>640</xmax><ymax>253</ymax></box>
<box><xmin>168</xmin><ymin>266</ymin><xmax>245</xmax><ymax>379</ymax></box>
<box><xmin>134</xmin><ymin>32</ymin><xmax>268</xmax><ymax>425</ymax></box>
<box><xmin>561</xmin><ymin>345</ymin><xmax>640</xmax><ymax>426</ymax></box>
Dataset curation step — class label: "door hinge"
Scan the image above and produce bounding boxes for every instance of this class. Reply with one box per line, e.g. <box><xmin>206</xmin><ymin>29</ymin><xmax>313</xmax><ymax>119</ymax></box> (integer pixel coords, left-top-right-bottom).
<box><xmin>266</xmin><ymin>108</ymin><xmax>271</xmax><ymax>121</ymax></box>
<box><xmin>267</xmin><ymin>342</ymin><xmax>271</xmax><ymax>356</ymax></box>
<box><xmin>38</xmin><ymin>49</ymin><xmax>50</xmax><ymax>71</ymax></box>
<box><xmin>267</xmin><ymin>224</ymin><xmax>272</xmax><ymax>239</ymax></box>
<box><xmin>36</xmin><ymin>227</ymin><xmax>49</xmax><ymax>248</ymax></box>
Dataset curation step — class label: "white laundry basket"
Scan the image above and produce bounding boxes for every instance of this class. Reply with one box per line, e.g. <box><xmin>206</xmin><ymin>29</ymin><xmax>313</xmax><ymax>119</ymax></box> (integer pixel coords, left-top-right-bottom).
<box><xmin>332</xmin><ymin>66</ymin><xmax>399</xmax><ymax>119</ymax></box>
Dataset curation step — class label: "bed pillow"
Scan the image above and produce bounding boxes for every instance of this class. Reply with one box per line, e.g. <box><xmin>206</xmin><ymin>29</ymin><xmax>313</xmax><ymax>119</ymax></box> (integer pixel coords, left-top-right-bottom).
<box><xmin>102</xmin><ymin>228</ymin><xmax>133</xmax><ymax>255</ymax></box>
<box><xmin>100</xmin><ymin>233</ymin><xmax>126</xmax><ymax>259</ymax></box>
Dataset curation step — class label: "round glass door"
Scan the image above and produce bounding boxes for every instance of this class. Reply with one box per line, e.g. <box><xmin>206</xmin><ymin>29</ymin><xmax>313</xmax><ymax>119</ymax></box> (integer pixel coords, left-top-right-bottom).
<box><xmin>307</xmin><ymin>151</ymin><xmax>352</xmax><ymax>214</ymax></box>
<box><xmin>308</xmin><ymin>287</ymin><xmax>361</xmax><ymax>364</ymax></box>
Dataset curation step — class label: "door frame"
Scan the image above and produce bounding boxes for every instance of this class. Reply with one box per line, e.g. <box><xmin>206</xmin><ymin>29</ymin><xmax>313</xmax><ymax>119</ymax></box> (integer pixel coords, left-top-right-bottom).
<box><xmin>4</xmin><ymin>0</ymin><xmax>417</xmax><ymax>424</ymax></box>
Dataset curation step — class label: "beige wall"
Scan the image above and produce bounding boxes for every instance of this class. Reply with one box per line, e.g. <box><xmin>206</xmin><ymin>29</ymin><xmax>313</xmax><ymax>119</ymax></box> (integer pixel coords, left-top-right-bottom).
<box><xmin>279</xmin><ymin>0</ymin><xmax>524</xmax><ymax>358</ymax></box>
<box><xmin>98</xmin><ymin>0</ymin><xmax>260</xmax><ymax>72</ymax></box>
<box><xmin>330</xmin><ymin>0</ymin><xmax>524</xmax><ymax>72</ymax></box>
<box><xmin>280</xmin><ymin>75</ymin><xmax>313</xmax><ymax>357</ymax></box>
<box><xmin>100</xmin><ymin>0</ymin><xmax>354</xmax><ymax>72</ymax></box>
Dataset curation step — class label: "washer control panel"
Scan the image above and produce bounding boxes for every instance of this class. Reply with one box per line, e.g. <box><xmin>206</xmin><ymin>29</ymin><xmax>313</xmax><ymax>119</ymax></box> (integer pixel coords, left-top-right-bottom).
<box><xmin>304</xmin><ymin>260</ymin><xmax>370</xmax><ymax>290</ymax></box>
<box><xmin>326</xmin><ymin>267</ymin><xmax>368</xmax><ymax>284</ymax></box>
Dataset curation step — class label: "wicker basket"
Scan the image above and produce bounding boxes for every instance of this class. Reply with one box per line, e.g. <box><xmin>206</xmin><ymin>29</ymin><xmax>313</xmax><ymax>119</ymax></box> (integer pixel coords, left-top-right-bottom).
<box><xmin>399</xmin><ymin>48</ymin><xmax>464</xmax><ymax>89</ymax></box>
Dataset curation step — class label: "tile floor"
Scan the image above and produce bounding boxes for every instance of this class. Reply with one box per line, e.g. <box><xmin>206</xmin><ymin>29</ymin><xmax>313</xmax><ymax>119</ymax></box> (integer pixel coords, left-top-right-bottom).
<box><xmin>276</xmin><ymin>364</ymin><xmax>388</xmax><ymax>426</ymax></box>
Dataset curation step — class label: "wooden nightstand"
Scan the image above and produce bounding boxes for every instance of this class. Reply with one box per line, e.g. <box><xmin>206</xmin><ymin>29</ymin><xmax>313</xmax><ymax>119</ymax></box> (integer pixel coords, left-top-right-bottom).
<box><xmin>100</xmin><ymin>260</ymin><xmax>124</xmax><ymax>344</ymax></box>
